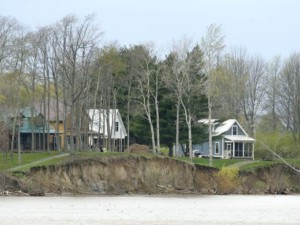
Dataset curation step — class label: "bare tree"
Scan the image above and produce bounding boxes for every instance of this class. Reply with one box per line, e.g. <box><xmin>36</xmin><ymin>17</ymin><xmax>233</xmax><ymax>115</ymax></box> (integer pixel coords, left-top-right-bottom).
<box><xmin>132</xmin><ymin>44</ymin><xmax>158</xmax><ymax>153</ymax></box>
<box><xmin>181</xmin><ymin>45</ymin><xmax>205</xmax><ymax>160</ymax></box>
<box><xmin>163</xmin><ymin>38</ymin><xmax>205</xmax><ymax>158</ymax></box>
<box><xmin>52</xmin><ymin>14</ymin><xmax>101</xmax><ymax>151</ymax></box>
<box><xmin>35</xmin><ymin>26</ymin><xmax>53</xmax><ymax>152</ymax></box>
<box><xmin>264</xmin><ymin>55</ymin><xmax>281</xmax><ymax>132</ymax></box>
<box><xmin>215</xmin><ymin>47</ymin><xmax>248</xmax><ymax>119</ymax></box>
<box><xmin>164</xmin><ymin>38</ymin><xmax>192</xmax><ymax>157</ymax></box>
<box><xmin>242</xmin><ymin>55</ymin><xmax>266</xmax><ymax>135</ymax></box>
<box><xmin>7</xmin><ymin>25</ymin><xmax>27</xmax><ymax>164</ymax></box>
<box><xmin>201</xmin><ymin>24</ymin><xmax>225</xmax><ymax>166</ymax></box>
<box><xmin>0</xmin><ymin>16</ymin><xmax>21</xmax><ymax>73</ymax></box>
<box><xmin>278</xmin><ymin>53</ymin><xmax>300</xmax><ymax>143</ymax></box>
<box><xmin>0</xmin><ymin>16</ymin><xmax>24</xmax><ymax>163</ymax></box>
<box><xmin>24</xmin><ymin>31</ymin><xmax>40</xmax><ymax>152</ymax></box>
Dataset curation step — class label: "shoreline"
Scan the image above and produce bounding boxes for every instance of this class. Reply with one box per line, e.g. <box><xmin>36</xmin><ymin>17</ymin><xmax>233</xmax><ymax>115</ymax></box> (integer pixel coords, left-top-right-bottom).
<box><xmin>1</xmin><ymin>155</ymin><xmax>300</xmax><ymax>196</ymax></box>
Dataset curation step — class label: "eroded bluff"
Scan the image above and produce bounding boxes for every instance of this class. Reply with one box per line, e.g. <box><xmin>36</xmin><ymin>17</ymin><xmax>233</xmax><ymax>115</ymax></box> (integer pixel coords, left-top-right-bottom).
<box><xmin>27</xmin><ymin>155</ymin><xmax>217</xmax><ymax>195</ymax></box>
<box><xmin>21</xmin><ymin>155</ymin><xmax>300</xmax><ymax>195</ymax></box>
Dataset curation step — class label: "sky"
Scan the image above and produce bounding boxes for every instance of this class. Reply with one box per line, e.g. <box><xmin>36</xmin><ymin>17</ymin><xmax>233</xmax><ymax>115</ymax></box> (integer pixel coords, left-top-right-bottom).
<box><xmin>1</xmin><ymin>0</ymin><xmax>299</xmax><ymax>60</ymax></box>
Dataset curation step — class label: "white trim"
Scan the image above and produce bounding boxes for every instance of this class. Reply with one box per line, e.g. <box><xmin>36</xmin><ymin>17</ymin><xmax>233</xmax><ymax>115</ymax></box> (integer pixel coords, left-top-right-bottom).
<box><xmin>223</xmin><ymin>135</ymin><xmax>255</xmax><ymax>142</ymax></box>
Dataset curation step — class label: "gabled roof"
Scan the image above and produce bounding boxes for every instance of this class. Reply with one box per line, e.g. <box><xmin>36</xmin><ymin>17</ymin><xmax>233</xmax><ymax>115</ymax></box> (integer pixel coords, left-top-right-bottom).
<box><xmin>199</xmin><ymin>119</ymin><xmax>251</xmax><ymax>137</ymax></box>
<box><xmin>214</xmin><ymin>119</ymin><xmax>249</xmax><ymax>137</ymax></box>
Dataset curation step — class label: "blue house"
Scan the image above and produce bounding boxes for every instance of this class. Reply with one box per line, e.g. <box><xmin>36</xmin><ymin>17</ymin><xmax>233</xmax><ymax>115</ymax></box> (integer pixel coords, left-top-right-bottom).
<box><xmin>194</xmin><ymin>119</ymin><xmax>255</xmax><ymax>159</ymax></box>
<box><xmin>9</xmin><ymin>107</ymin><xmax>57</xmax><ymax>150</ymax></box>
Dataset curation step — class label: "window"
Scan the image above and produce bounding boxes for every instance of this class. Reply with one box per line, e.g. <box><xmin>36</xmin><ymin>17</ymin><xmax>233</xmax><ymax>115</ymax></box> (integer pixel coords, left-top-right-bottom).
<box><xmin>232</xmin><ymin>125</ymin><xmax>238</xmax><ymax>135</ymax></box>
<box><xmin>234</xmin><ymin>142</ymin><xmax>243</xmax><ymax>157</ymax></box>
<box><xmin>244</xmin><ymin>143</ymin><xmax>253</xmax><ymax>157</ymax></box>
<box><xmin>115</xmin><ymin>121</ymin><xmax>119</xmax><ymax>132</ymax></box>
<box><xmin>215</xmin><ymin>142</ymin><xmax>220</xmax><ymax>154</ymax></box>
<box><xmin>67</xmin><ymin>136</ymin><xmax>76</xmax><ymax>145</ymax></box>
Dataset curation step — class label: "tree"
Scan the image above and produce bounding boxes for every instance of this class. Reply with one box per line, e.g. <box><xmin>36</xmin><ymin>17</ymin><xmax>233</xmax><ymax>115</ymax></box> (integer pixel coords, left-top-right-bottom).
<box><xmin>94</xmin><ymin>44</ymin><xmax>125</xmax><ymax>151</ymax></box>
<box><xmin>131</xmin><ymin>44</ymin><xmax>158</xmax><ymax>153</ymax></box>
<box><xmin>0</xmin><ymin>16</ymin><xmax>21</xmax><ymax>73</ymax></box>
<box><xmin>264</xmin><ymin>55</ymin><xmax>281</xmax><ymax>132</ymax></box>
<box><xmin>163</xmin><ymin>39</ymin><xmax>188</xmax><ymax>157</ymax></box>
<box><xmin>242</xmin><ymin>55</ymin><xmax>266</xmax><ymax>135</ymax></box>
<box><xmin>215</xmin><ymin>47</ymin><xmax>248</xmax><ymax>120</ymax></box>
<box><xmin>0</xmin><ymin>16</ymin><xmax>23</xmax><ymax>163</ymax></box>
<box><xmin>181</xmin><ymin>45</ymin><xmax>205</xmax><ymax>160</ymax></box>
<box><xmin>278</xmin><ymin>53</ymin><xmax>300</xmax><ymax>143</ymax></box>
<box><xmin>163</xmin><ymin>39</ymin><xmax>206</xmax><ymax>158</ymax></box>
<box><xmin>201</xmin><ymin>24</ymin><xmax>225</xmax><ymax>166</ymax></box>
<box><xmin>118</xmin><ymin>46</ymin><xmax>139</xmax><ymax>151</ymax></box>
<box><xmin>52</xmin><ymin>14</ymin><xmax>101</xmax><ymax>151</ymax></box>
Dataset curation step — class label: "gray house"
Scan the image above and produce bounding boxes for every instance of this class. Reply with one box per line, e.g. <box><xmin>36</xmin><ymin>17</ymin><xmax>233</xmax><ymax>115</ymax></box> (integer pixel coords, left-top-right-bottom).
<box><xmin>193</xmin><ymin>119</ymin><xmax>255</xmax><ymax>159</ymax></box>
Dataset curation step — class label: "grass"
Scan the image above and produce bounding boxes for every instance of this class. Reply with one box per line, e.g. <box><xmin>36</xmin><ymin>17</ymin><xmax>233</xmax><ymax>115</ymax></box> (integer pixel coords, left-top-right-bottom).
<box><xmin>238</xmin><ymin>158</ymin><xmax>300</xmax><ymax>171</ymax></box>
<box><xmin>0</xmin><ymin>151</ymin><xmax>155</xmax><ymax>172</ymax></box>
<box><xmin>195</xmin><ymin>158</ymin><xmax>245</xmax><ymax>169</ymax></box>
<box><xmin>177</xmin><ymin>157</ymin><xmax>246</xmax><ymax>169</ymax></box>
<box><xmin>2</xmin><ymin>150</ymin><xmax>300</xmax><ymax>172</ymax></box>
<box><xmin>0</xmin><ymin>151</ymin><xmax>63</xmax><ymax>171</ymax></box>
<box><xmin>239</xmin><ymin>161</ymin><xmax>275</xmax><ymax>171</ymax></box>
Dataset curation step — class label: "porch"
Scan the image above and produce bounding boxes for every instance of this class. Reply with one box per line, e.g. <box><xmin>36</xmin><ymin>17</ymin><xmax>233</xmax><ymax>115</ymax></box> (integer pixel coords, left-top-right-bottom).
<box><xmin>223</xmin><ymin>135</ymin><xmax>255</xmax><ymax>159</ymax></box>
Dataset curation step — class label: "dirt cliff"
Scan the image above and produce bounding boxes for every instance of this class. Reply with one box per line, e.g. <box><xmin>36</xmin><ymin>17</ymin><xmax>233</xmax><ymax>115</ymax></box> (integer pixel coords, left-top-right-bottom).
<box><xmin>27</xmin><ymin>155</ymin><xmax>218</xmax><ymax>195</ymax></box>
<box><xmin>1</xmin><ymin>155</ymin><xmax>300</xmax><ymax>195</ymax></box>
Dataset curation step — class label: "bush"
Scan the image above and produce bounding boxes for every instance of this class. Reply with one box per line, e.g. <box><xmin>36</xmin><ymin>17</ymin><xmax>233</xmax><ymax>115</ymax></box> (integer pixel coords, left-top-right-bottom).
<box><xmin>255</xmin><ymin>132</ymin><xmax>299</xmax><ymax>159</ymax></box>
<box><xmin>215</xmin><ymin>166</ymin><xmax>239</xmax><ymax>194</ymax></box>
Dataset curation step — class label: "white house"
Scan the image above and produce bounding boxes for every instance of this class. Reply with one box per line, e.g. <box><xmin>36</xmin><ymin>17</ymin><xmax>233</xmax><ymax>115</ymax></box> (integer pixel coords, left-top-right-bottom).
<box><xmin>87</xmin><ymin>109</ymin><xmax>127</xmax><ymax>151</ymax></box>
<box><xmin>195</xmin><ymin>119</ymin><xmax>255</xmax><ymax>159</ymax></box>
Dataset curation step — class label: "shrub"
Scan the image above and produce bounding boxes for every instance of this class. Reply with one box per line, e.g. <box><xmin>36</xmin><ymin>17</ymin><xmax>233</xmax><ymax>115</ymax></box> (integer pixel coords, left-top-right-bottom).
<box><xmin>255</xmin><ymin>132</ymin><xmax>299</xmax><ymax>159</ymax></box>
<box><xmin>215</xmin><ymin>166</ymin><xmax>239</xmax><ymax>194</ymax></box>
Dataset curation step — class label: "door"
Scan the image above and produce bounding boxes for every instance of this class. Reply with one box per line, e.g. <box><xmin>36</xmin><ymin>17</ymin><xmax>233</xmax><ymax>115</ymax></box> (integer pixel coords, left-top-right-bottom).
<box><xmin>225</xmin><ymin>142</ymin><xmax>232</xmax><ymax>159</ymax></box>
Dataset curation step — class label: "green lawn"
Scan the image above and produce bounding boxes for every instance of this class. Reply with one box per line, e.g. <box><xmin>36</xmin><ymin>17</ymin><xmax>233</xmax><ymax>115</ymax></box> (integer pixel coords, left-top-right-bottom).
<box><xmin>1</xmin><ymin>150</ymin><xmax>300</xmax><ymax>172</ymax></box>
<box><xmin>239</xmin><ymin>161</ymin><xmax>275</xmax><ymax>171</ymax></box>
<box><xmin>237</xmin><ymin>158</ymin><xmax>300</xmax><ymax>171</ymax></box>
<box><xmin>0</xmin><ymin>151</ymin><xmax>62</xmax><ymax>171</ymax></box>
<box><xmin>177</xmin><ymin>157</ymin><xmax>246</xmax><ymax>169</ymax></box>
<box><xmin>178</xmin><ymin>156</ymin><xmax>300</xmax><ymax>171</ymax></box>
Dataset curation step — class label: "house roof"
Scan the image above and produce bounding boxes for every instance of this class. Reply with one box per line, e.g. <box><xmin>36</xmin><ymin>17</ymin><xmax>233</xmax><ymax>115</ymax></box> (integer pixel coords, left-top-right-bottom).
<box><xmin>213</xmin><ymin>119</ymin><xmax>236</xmax><ymax>136</ymax></box>
<box><xmin>213</xmin><ymin>119</ymin><xmax>249</xmax><ymax>137</ymax></box>
<box><xmin>199</xmin><ymin>118</ymin><xmax>253</xmax><ymax>138</ymax></box>
<box><xmin>198</xmin><ymin>119</ymin><xmax>219</xmax><ymax>125</ymax></box>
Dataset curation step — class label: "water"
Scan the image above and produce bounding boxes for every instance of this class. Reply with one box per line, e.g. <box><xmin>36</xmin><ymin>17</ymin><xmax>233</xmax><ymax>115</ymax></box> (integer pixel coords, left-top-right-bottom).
<box><xmin>0</xmin><ymin>195</ymin><xmax>299</xmax><ymax>225</ymax></box>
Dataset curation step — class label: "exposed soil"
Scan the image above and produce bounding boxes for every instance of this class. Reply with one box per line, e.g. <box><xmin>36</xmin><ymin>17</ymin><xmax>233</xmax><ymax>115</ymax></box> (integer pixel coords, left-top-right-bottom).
<box><xmin>127</xmin><ymin>144</ymin><xmax>152</xmax><ymax>154</ymax></box>
<box><xmin>1</xmin><ymin>155</ymin><xmax>300</xmax><ymax>196</ymax></box>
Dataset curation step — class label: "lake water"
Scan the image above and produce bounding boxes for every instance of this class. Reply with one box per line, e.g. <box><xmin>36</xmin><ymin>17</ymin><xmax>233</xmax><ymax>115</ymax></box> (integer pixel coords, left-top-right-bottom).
<box><xmin>0</xmin><ymin>195</ymin><xmax>299</xmax><ymax>225</ymax></box>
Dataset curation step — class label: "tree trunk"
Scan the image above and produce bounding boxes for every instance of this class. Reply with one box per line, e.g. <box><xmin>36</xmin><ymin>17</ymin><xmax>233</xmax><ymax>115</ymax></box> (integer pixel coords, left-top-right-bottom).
<box><xmin>175</xmin><ymin>102</ymin><xmax>180</xmax><ymax>156</ymax></box>
<box><xmin>188</xmin><ymin>110</ymin><xmax>192</xmax><ymax>161</ymax></box>
<box><xmin>208</xmin><ymin>96</ymin><xmax>213</xmax><ymax>167</ymax></box>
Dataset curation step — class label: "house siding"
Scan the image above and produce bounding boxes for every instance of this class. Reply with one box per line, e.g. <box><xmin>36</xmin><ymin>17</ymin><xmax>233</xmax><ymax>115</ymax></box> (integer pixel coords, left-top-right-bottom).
<box><xmin>224</xmin><ymin>122</ymin><xmax>246</xmax><ymax>136</ymax></box>
<box><xmin>193</xmin><ymin>137</ymin><xmax>223</xmax><ymax>158</ymax></box>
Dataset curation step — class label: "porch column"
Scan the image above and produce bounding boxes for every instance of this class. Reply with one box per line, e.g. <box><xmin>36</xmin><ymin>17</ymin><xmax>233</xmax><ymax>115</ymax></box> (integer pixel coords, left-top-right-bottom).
<box><xmin>252</xmin><ymin>143</ymin><xmax>255</xmax><ymax>160</ymax></box>
<box><xmin>233</xmin><ymin>141</ymin><xmax>235</xmax><ymax>158</ymax></box>
<box><xmin>222</xmin><ymin>138</ymin><xmax>224</xmax><ymax>159</ymax></box>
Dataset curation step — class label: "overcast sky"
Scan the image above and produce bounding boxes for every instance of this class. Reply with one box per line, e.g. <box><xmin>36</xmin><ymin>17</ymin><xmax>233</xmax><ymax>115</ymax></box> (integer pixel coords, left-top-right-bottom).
<box><xmin>1</xmin><ymin>0</ymin><xmax>299</xmax><ymax>60</ymax></box>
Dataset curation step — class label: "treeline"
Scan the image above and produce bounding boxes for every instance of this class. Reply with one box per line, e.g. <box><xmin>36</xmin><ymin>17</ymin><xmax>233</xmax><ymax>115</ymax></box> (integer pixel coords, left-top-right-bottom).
<box><xmin>0</xmin><ymin>14</ymin><xmax>299</xmax><ymax>156</ymax></box>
